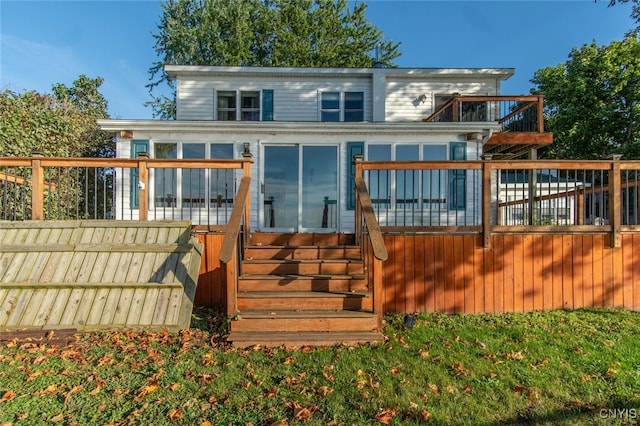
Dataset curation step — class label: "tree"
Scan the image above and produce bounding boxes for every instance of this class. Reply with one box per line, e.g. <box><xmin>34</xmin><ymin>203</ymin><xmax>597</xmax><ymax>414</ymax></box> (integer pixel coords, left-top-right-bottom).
<box><xmin>147</xmin><ymin>0</ymin><xmax>401</xmax><ymax>119</ymax></box>
<box><xmin>607</xmin><ymin>0</ymin><xmax>640</xmax><ymax>32</ymax></box>
<box><xmin>531</xmin><ymin>36</ymin><xmax>640</xmax><ymax>159</ymax></box>
<box><xmin>0</xmin><ymin>75</ymin><xmax>113</xmax><ymax>158</ymax></box>
<box><xmin>0</xmin><ymin>76</ymin><xmax>115</xmax><ymax>219</ymax></box>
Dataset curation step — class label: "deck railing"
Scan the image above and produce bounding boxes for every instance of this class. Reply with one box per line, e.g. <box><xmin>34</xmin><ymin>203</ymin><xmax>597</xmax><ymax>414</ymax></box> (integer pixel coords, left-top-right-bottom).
<box><xmin>358</xmin><ymin>156</ymin><xmax>639</xmax><ymax>249</ymax></box>
<box><xmin>424</xmin><ymin>95</ymin><xmax>545</xmax><ymax>134</ymax></box>
<box><xmin>0</xmin><ymin>154</ymin><xmax>253</xmax><ymax>226</ymax></box>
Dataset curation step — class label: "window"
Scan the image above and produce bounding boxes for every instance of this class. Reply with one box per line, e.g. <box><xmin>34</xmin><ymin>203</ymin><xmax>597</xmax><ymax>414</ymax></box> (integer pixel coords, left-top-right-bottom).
<box><xmin>152</xmin><ymin>142</ymin><xmax>235</xmax><ymax>210</ymax></box>
<box><xmin>320</xmin><ymin>91</ymin><xmax>364</xmax><ymax>122</ymax></box>
<box><xmin>216</xmin><ymin>90</ymin><xmax>273</xmax><ymax>121</ymax></box>
<box><xmin>217</xmin><ymin>91</ymin><xmax>236</xmax><ymax>121</ymax></box>
<box><xmin>365</xmin><ymin>143</ymin><xmax>463</xmax><ymax>209</ymax></box>
<box><xmin>344</xmin><ymin>92</ymin><xmax>364</xmax><ymax>122</ymax></box>
<box><xmin>241</xmin><ymin>91</ymin><xmax>260</xmax><ymax>121</ymax></box>
<box><xmin>321</xmin><ymin>92</ymin><xmax>340</xmax><ymax>122</ymax></box>
<box><xmin>210</xmin><ymin>144</ymin><xmax>234</xmax><ymax>207</ymax></box>
<box><xmin>423</xmin><ymin>145</ymin><xmax>447</xmax><ymax>204</ymax></box>
<box><xmin>154</xmin><ymin>143</ymin><xmax>177</xmax><ymax>207</ymax></box>
<box><xmin>182</xmin><ymin>144</ymin><xmax>205</xmax><ymax>208</ymax></box>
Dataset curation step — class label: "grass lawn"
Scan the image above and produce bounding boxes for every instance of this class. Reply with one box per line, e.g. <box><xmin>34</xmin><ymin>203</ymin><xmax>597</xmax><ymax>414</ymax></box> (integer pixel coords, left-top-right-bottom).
<box><xmin>1</xmin><ymin>308</ymin><xmax>639</xmax><ymax>425</ymax></box>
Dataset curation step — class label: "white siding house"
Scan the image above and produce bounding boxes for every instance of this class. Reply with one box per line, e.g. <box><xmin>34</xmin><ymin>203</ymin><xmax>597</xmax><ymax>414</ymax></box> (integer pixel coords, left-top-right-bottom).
<box><xmin>99</xmin><ymin>66</ymin><xmax>514</xmax><ymax>232</ymax></box>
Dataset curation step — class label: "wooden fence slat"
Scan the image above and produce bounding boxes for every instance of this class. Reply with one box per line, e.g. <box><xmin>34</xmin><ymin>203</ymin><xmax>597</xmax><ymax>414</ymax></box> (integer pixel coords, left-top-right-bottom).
<box><xmin>503</xmin><ymin>235</ymin><xmax>515</xmax><ymax>312</ymax></box>
<box><xmin>623</xmin><ymin>235</ymin><xmax>635</xmax><ymax>309</ymax></box>
<box><xmin>463</xmin><ymin>234</ymin><xmax>474</xmax><ymax>314</ymax></box>
<box><xmin>513</xmin><ymin>235</ymin><xmax>524</xmax><ymax>313</ymax></box>
<box><xmin>431</xmin><ymin>235</ymin><xmax>442</xmax><ymax>312</ymax></box>
<box><xmin>561</xmin><ymin>235</ymin><xmax>574</xmax><ymax>310</ymax></box>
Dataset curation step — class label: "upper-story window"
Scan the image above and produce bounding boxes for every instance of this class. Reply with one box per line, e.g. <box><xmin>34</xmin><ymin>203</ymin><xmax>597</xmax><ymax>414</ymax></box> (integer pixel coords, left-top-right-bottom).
<box><xmin>320</xmin><ymin>91</ymin><xmax>364</xmax><ymax>122</ymax></box>
<box><xmin>216</xmin><ymin>90</ymin><xmax>273</xmax><ymax>121</ymax></box>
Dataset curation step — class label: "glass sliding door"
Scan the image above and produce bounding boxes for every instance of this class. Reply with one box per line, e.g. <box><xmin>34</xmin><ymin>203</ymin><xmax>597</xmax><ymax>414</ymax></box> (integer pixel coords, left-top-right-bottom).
<box><xmin>301</xmin><ymin>145</ymin><xmax>338</xmax><ymax>230</ymax></box>
<box><xmin>263</xmin><ymin>144</ymin><xmax>338</xmax><ymax>232</ymax></box>
<box><xmin>264</xmin><ymin>146</ymin><xmax>299</xmax><ymax>231</ymax></box>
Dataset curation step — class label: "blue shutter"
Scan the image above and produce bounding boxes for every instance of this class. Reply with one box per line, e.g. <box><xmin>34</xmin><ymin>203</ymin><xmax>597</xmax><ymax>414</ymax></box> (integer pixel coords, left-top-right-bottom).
<box><xmin>130</xmin><ymin>140</ymin><xmax>148</xmax><ymax>208</ymax></box>
<box><xmin>262</xmin><ymin>89</ymin><xmax>274</xmax><ymax>121</ymax></box>
<box><xmin>347</xmin><ymin>142</ymin><xmax>364</xmax><ymax>210</ymax></box>
<box><xmin>449</xmin><ymin>142</ymin><xmax>466</xmax><ymax>210</ymax></box>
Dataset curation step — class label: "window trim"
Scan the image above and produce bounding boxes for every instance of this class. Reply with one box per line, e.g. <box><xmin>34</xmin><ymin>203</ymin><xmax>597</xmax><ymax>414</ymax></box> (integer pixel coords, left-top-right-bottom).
<box><xmin>319</xmin><ymin>91</ymin><xmax>365</xmax><ymax>122</ymax></box>
<box><xmin>215</xmin><ymin>90</ymin><xmax>273</xmax><ymax>121</ymax></box>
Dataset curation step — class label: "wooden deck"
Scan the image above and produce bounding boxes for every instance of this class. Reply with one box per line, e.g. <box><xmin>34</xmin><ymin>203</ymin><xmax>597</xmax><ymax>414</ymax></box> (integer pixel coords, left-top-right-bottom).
<box><xmin>0</xmin><ymin>220</ymin><xmax>203</xmax><ymax>332</ymax></box>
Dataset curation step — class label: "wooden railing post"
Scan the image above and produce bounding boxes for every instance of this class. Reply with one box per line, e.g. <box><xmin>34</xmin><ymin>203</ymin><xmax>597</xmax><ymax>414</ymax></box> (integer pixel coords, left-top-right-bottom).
<box><xmin>609</xmin><ymin>155</ymin><xmax>622</xmax><ymax>248</ymax></box>
<box><xmin>537</xmin><ymin>95</ymin><xmax>545</xmax><ymax>134</ymax></box>
<box><xmin>482</xmin><ymin>154</ymin><xmax>493</xmax><ymax>248</ymax></box>
<box><xmin>354</xmin><ymin>155</ymin><xmax>364</xmax><ymax>244</ymax></box>
<box><xmin>453</xmin><ymin>97</ymin><xmax>460</xmax><ymax>122</ymax></box>
<box><xmin>576</xmin><ymin>184</ymin><xmax>585</xmax><ymax>225</ymax></box>
<box><xmin>137</xmin><ymin>152</ymin><xmax>149</xmax><ymax>221</ymax></box>
<box><xmin>30</xmin><ymin>151</ymin><xmax>44</xmax><ymax>220</ymax></box>
<box><xmin>242</xmin><ymin>151</ymin><xmax>253</xmax><ymax>243</ymax></box>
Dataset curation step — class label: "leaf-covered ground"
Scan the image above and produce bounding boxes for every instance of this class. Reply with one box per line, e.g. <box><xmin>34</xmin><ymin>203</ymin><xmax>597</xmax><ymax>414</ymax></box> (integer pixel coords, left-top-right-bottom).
<box><xmin>1</xmin><ymin>308</ymin><xmax>639</xmax><ymax>425</ymax></box>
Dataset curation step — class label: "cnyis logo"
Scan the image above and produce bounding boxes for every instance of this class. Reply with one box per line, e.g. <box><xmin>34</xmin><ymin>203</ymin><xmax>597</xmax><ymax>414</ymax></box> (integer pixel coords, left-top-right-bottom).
<box><xmin>599</xmin><ymin>408</ymin><xmax>638</xmax><ymax>419</ymax></box>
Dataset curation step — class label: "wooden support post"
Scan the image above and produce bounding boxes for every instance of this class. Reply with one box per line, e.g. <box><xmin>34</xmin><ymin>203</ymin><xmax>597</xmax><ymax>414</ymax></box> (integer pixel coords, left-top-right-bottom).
<box><xmin>30</xmin><ymin>152</ymin><xmax>44</xmax><ymax>220</ymax></box>
<box><xmin>576</xmin><ymin>185</ymin><xmax>585</xmax><ymax>225</ymax></box>
<box><xmin>453</xmin><ymin>97</ymin><xmax>460</xmax><ymax>122</ymax></box>
<box><xmin>609</xmin><ymin>155</ymin><xmax>622</xmax><ymax>248</ymax></box>
<box><xmin>354</xmin><ymin>155</ymin><xmax>364</xmax><ymax>245</ymax></box>
<box><xmin>137</xmin><ymin>153</ymin><xmax>149</xmax><ymax>221</ymax></box>
<box><xmin>537</xmin><ymin>95</ymin><xmax>545</xmax><ymax>133</ymax></box>
<box><xmin>242</xmin><ymin>152</ymin><xmax>253</xmax><ymax>244</ymax></box>
<box><xmin>373</xmin><ymin>257</ymin><xmax>383</xmax><ymax>329</ymax></box>
<box><xmin>528</xmin><ymin>149</ymin><xmax>538</xmax><ymax>225</ymax></box>
<box><xmin>482</xmin><ymin>154</ymin><xmax>493</xmax><ymax>248</ymax></box>
<box><xmin>225</xmin><ymin>248</ymin><xmax>238</xmax><ymax>317</ymax></box>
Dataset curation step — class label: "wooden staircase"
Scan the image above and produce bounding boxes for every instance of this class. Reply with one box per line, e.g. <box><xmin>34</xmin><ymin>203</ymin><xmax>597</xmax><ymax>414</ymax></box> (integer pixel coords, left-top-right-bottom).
<box><xmin>226</xmin><ymin>233</ymin><xmax>384</xmax><ymax>347</ymax></box>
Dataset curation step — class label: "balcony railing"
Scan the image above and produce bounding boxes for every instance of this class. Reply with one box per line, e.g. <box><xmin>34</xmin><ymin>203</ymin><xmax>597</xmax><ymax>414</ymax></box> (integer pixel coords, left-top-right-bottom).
<box><xmin>424</xmin><ymin>95</ymin><xmax>546</xmax><ymax>134</ymax></box>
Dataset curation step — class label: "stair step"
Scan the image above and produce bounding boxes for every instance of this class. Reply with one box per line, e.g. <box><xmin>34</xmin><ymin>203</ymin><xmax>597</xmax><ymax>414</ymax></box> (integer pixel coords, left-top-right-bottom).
<box><xmin>238</xmin><ymin>275</ymin><xmax>368</xmax><ymax>292</ymax></box>
<box><xmin>242</xmin><ymin>259</ymin><xmax>364</xmax><ymax>275</ymax></box>
<box><xmin>245</xmin><ymin>246</ymin><xmax>361</xmax><ymax>260</ymax></box>
<box><xmin>237</xmin><ymin>291</ymin><xmax>370</xmax><ymax>311</ymax></box>
<box><xmin>227</xmin><ymin>331</ymin><xmax>384</xmax><ymax>348</ymax></box>
<box><xmin>230</xmin><ymin>310</ymin><xmax>378</xmax><ymax>333</ymax></box>
<box><xmin>250</xmin><ymin>233</ymin><xmax>355</xmax><ymax>247</ymax></box>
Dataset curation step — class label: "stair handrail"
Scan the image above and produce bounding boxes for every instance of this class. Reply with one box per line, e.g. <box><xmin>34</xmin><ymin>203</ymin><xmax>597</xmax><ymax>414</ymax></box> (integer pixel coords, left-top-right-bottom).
<box><xmin>354</xmin><ymin>155</ymin><xmax>388</xmax><ymax>329</ymax></box>
<box><xmin>219</xmin><ymin>153</ymin><xmax>253</xmax><ymax>317</ymax></box>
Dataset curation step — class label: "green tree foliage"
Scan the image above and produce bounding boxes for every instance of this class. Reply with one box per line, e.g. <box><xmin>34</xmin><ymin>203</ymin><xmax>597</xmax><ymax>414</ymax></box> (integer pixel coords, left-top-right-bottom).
<box><xmin>607</xmin><ymin>0</ymin><xmax>640</xmax><ymax>32</ymax></box>
<box><xmin>0</xmin><ymin>76</ymin><xmax>114</xmax><ymax>220</ymax></box>
<box><xmin>0</xmin><ymin>75</ymin><xmax>114</xmax><ymax>158</ymax></box>
<box><xmin>531</xmin><ymin>36</ymin><xmax>640</xmax><ymax>159</ymax></box>
<box><xmin>148</xmin><ymin>0</ymin><xmax>401</xmax><ymax>119</ymax></box>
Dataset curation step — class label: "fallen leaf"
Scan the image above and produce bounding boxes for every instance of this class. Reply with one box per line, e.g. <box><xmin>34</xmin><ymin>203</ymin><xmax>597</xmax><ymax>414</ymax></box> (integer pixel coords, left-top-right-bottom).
<box><xmin>418</xmin><ymin>410</ymin><xmax>432</xmax><ymax>421</ymax></box>
<box><xmin>0</xmin><ymin>390</ymin><xmax>15</xmax><ymax>402</ymax></box>
<box><xmin>167</xmin><ymin>408</ymin><xmax>182</xmax><ymax>420</ymax></box>
<box><xmin>169</xmin><ymin>383</ymin><xmax>181</xmax><ymax>392</ymax></box>
<box><xmin>293</xmin><ymin>403</ymin><xmax>313</xmax><ymax>421</ymax></box>
<box><xmin>476</xmin><ymin>339</ymin><xmax>487</xmax><ymax>350</ymax></box>
<box><xmin>50</xmin><ymin>413</ymin><xmax>65</xmax><ymax>423</ymax></box>
<box><xmin>505</xmin><ymin>350</ymin><xmax>524</xmax><ymax>361</ymax></box>
<box><xmin>375</xmin><ymin>408</ymin><xmax>397</xmax><ymax>424</ymax></box>
<box><xmin>64</xmin><ymin>385</ymin><xmax>83</xmax><ymax>405</ymax></box>
<box><xmin>428</xmin><ymin>383</ymin><xmax>439</xmax><ymax>395</ymax></box>
<box><xmin>451</xmin><ymin>363</ymin><xmax>468</xmax><ymax>376</ymax></box>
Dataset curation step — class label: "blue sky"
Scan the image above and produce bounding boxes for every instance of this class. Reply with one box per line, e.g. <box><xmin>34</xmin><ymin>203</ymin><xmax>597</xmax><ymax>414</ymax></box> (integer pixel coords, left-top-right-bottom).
<box><xmin>0</xmin><ymin>0</ymin><xmax>634</xmax><ymax>119</ymax></box>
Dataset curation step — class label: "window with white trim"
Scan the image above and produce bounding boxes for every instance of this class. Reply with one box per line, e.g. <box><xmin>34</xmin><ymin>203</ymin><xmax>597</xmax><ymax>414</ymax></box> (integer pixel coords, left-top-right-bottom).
<box><xmin>215</xmin><ymin>90</ymin><xmax>272</xmax><ymax>121</ymax></box>
<box><xmin>320</xmin><ymin>91</ymin><xmax>364</xmax><ymax>122</ymax></box>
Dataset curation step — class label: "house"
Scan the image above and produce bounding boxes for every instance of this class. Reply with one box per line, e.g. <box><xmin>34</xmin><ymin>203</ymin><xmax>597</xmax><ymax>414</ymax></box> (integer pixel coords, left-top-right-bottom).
<box><xmin>6</xmin><ymin>65</ymin><xmax>640</xmax><ymax>346</ymax></box>
<box><xmin>99</xmin><ymin>65</ymin><xmax>551</xmax><ymax>232</ymax></box>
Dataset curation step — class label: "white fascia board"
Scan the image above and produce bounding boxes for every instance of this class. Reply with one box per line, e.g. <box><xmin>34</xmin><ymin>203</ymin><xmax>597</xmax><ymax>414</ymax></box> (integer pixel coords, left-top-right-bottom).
<box><xmin>164</xmin><ymin>65</ymin><xmax>515</xmax><ymax>81</ymax></box>
<box><xmin>98</xmin><ymin>119</ymin><xmax>501</xmax><ymax>136</ymax></box>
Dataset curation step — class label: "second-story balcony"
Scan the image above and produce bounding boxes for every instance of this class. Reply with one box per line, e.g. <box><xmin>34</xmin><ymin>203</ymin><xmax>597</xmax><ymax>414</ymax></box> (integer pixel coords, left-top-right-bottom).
<box><xmin>424</xmin><ymin>95</ymin><xmax>554</xmax><ymax>159</ymax></box>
